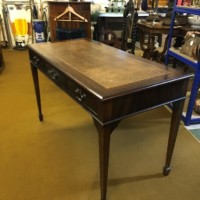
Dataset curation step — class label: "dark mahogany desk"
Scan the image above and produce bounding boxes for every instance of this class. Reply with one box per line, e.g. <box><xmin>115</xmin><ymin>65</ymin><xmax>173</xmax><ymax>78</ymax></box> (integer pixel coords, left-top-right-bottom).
<box><xmin>28</xmin><ymin>39</ymin><xmax>192</xmax><ymax>200</ymax></box>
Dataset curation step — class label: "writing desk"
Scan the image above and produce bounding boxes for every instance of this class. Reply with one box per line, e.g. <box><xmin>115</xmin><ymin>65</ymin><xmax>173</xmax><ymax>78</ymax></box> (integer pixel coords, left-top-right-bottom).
<box><xmin>28</xmin><ymin>39</ymin><xmax>192</xmax><ymax>200</ymax></box>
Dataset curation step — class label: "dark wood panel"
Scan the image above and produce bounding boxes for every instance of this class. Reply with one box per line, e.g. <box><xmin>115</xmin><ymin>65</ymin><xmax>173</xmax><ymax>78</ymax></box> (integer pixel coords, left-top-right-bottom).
<box><xmin>48</xmin><ymin>1</ymin><xmax>91</xmax><ymax>41</ymax></box>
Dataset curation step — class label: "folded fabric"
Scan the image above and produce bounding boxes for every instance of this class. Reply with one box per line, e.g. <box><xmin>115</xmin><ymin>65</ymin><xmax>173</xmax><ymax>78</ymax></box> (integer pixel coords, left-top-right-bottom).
<box><xmin>56</xmin><ymin>27</ymin><xmax>85</xmax><ymax>40</ymax></box>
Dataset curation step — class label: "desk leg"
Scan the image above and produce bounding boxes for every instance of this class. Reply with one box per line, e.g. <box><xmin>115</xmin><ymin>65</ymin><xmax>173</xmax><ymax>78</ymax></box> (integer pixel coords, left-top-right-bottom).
<box><xmin>163</xmin><ymin>99</ymin><xmax>185</xmax><ymax>176</ymax></box>
<box><xmin>93</xmin><ymin>119</ymin><xmax>119</xmax><ymax>200</ymax></box>
<box><xmin>31</xmin><ymin>64</ymin><xmax>43</xmax><ymax>121</ymax></box>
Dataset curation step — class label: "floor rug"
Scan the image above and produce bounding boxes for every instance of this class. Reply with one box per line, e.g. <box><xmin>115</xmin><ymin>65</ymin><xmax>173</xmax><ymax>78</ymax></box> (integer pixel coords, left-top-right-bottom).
<box><xmin>182</xmin><ymin>112</ymin><xmax>200</xmax><ymax>143</ymax></box>
<box><xmin>188</xmin><ymin>129</ymin><xmax>200</xmax><ymax>142</ymax></box>
<box><xmin>184</xmin><ymin>122</ymin><xmax>200</xmax><ymax>143</ymax></box>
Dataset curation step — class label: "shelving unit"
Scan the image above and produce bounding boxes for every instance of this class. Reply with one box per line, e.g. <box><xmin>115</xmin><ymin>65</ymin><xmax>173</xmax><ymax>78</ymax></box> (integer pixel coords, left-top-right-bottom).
<box><xmin>165</xmin><ymin>2</ymin><xmax>200</xmax><ymax>126</ymax></box>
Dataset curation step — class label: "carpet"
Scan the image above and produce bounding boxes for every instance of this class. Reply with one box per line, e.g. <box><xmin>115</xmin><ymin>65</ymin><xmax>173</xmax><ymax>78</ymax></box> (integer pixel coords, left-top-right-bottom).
<box><xmin>188</xmin><ymin>129</ymin><xmax>200</xmax><ymax>142</ymax></box>
<box><xmin>1</xmin><ymin>48</ymin><xmax>200</xmax><ymax>200</ymax></box>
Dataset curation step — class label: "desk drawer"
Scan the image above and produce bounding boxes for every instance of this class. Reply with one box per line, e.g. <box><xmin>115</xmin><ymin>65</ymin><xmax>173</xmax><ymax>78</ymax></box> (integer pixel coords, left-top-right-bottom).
<box><xmin>29</xmin><ymin>50</ymin><xmax>98</xmax><ymax>117</ymax></box>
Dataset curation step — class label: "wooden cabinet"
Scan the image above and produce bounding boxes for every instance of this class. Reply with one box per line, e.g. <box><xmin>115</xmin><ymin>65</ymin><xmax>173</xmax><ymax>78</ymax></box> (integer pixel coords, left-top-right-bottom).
<box><xmin>47</xmin><ymin>1</ymin><xmax>91</xmax><ymax>42</ymax></box>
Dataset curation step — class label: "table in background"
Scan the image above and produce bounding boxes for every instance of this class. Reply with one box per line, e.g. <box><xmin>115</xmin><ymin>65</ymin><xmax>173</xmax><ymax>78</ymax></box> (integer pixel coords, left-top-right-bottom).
<box><xmin>137</xmin><ymin>21</ymin><xmax>180</xmax><ymax>62</ymax></box>
<box><xmin>95</xmin><ymin>11</ymin><xmax>149</xmax><ymax>41</ymax></box>
<box><xmin>28</xmin><ymin>39</ymin><xmax>192</xmax><ymax>200</ymax></box>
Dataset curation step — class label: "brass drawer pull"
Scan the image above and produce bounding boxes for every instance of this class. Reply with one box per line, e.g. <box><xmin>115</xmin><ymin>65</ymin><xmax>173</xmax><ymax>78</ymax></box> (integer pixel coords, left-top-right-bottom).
<box><xmin>32</xmin><ymin>55</ymin><xmax>40</xmax><ymax>65</ymax></box>
<box><xmin>75</xmin><ymin>88</ymin><xmax>86</xmax><ymax>102</ymax></box>
<box><xmin>47</xmin><ymin>69</ymin><xmax>58</xmax><ymax>80</ymax></box>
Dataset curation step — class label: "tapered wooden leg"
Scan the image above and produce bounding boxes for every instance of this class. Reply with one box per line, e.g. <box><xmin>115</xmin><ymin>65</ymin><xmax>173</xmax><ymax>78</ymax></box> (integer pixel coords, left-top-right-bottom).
<box><xmin>163</xmin><ymin>99</ymin><xmax>185</xmax><ymax>176</ymax></box>
<box><xmin>93</xmin><ymin>119</ymin><xmax>119</xmax><ymax>200</ymax></box>
<box><xmin>31</xmin><ymin>64</ymin><xmax>43</xmax><ymax>121</ymax></box>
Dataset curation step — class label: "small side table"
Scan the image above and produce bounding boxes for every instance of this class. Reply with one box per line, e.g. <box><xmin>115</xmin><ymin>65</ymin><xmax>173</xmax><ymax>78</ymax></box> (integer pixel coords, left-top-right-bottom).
<box><xmin>137</xmin><ymin>21</ymin><xmax>180</xmax><ymax>62</ymax></box>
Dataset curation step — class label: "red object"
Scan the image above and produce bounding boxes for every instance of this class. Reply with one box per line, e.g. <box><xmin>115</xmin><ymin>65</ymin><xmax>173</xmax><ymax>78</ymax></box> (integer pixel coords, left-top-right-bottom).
<box><xmin>177</xmin><ymin>0</ymin><xmax>182</xmax><ymax>5</ymax></box>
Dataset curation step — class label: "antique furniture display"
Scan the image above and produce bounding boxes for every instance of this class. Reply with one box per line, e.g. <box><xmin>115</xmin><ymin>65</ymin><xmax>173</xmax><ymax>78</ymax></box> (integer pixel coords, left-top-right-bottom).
<box><xmin>137</xmin><ymin>20</ymin><xmax>180</xmax><ymax>62</ymax></box>
<box><xmin>96</xmin><ymin>11</ymin><xmax>149</xmax><ymax>41</ymax></box>
<box><xmin>165</xmin><ymin>0</ymin><xmax>200</xmax><ymax>126</ymax></box>
<box><xmin>28</xmin><ymin>39</ymin><xmax>192</xmax><ymax>200</ymax></box>
<box><xmin>47</xmin><ymin>1</ymin><xmax>91</xmax><ymax>42</ymax></box>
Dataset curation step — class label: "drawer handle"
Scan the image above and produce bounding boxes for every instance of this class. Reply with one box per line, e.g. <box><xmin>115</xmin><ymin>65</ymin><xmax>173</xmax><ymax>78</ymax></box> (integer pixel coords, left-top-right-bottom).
<box><xmin>32</xmin><ymin>55</ymin><xmax>40</xmax><ymax>65</ymax></box>
<box><xmin>47</xmin><ymin>69</ymin><xmax>58</xmax><ymax>80</ymax></box>
<box><xmin>75</xmin><ymin>88</ymin><xmax>86</xmax><ymax>102</ymax></box>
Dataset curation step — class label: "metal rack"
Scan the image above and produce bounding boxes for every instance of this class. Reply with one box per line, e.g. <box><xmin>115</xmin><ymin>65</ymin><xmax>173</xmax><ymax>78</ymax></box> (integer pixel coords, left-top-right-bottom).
<box><xmin>165</xmin><ymin>2</ymin><xmax>200</xmax><ymax>126</ymax></box>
